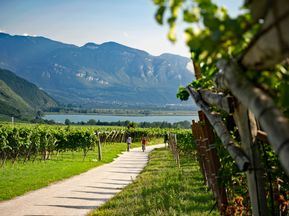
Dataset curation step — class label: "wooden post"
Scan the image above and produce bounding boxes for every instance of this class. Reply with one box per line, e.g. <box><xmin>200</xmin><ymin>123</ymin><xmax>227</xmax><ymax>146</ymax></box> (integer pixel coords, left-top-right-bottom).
<box><xmin>200</xmin><ymin>113</ymin><xmax>228</xmax><ymax>212</ymax></box>
<box><xmin>97</xmin><ymin>132</ymin><xmax>102</xmax><ymax>161</ymax></box>
<box><xmin>172</xmin><ymin>134</ymin><xmax>180</xmax><ymax>168</ymax></box>
<box><xmin>168</xmin><ymin>133</ymin><xmax>180</xmax><ymax>167</ymax></box>
<box><xmin>199</xmin><ymin>111</ymin><xmax>215</xmax><ymax>143</ymax></box>
<box><xmin>233</xmin><ymin>103</ymin><xmax>268</xmax><ymax>216</ymax></box>
<box><xmin>203</xmin><ymin>138</ymin><xmax>213</xmax><ymax>189</ymax></box>
<box><xmin>198</xmin><ymin>140</ymin><xmax>207</xmax><ymax>184</ymax></box>
<box><xmin>207</xmin><ymin>141</ymin><xmax>228</xmax><ymax>213</ymax></box>
<box><xmin>199</xmin><ymin>139</ymin><xmax>209</xmax><ymax>186</ymax></box>
<box><xmin>192</xmin><ymin>120</ymin><xmax>207</xmax><ymax>184</ymax></box>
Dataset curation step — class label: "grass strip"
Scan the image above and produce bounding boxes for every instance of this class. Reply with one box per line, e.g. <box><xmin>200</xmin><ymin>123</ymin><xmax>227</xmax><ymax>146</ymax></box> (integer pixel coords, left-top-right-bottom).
<box><xmin>89</xmin><ymin>148</ymin><xmax>218</xmax><ymax>216</ymax></box>
<box><xmin>0</xmin><ymin>139</ymin><xmax>161</xmax><ymax>201</ymax></box>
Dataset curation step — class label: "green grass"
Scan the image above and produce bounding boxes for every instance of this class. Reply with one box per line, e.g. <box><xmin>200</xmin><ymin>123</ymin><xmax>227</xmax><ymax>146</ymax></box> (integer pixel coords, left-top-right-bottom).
<box><xmin>0</xmin><ymin>139</ymin><xmax>161</xmax><ymax>201</ymax></box>
<box><xmin>89</xmin><ymin>148</ymin><xmax>219</xmax><ymax>216</ymax></box>
<box><xmin>0</xmin><ymin>144</ymin><xmax>122</xmax><ymax>200</ymax></box>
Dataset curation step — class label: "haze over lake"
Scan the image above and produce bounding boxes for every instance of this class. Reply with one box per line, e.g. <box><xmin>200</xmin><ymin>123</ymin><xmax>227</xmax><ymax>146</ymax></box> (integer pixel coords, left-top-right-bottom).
<box><xmin>44</xmin><ymin>114</ymin><xmax>199</xmax><ymax>124</ymax></box>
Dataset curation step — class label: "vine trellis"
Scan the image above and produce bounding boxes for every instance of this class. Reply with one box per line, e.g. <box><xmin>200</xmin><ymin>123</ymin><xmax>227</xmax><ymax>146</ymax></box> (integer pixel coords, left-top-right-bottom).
<box><xmin>189</xmin><ymin>1</ymin><xmax>289</xmax><ymax>215</ymax></box>
<box><xmin>153</xmin><ymin>0</ymin><xmax>289</xmax><ymax>215</ymax></box>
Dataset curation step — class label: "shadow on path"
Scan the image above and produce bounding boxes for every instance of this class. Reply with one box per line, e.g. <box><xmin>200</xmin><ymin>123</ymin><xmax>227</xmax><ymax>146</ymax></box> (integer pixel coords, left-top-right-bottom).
<box><xmin>73</xmin><ymin>190</ymin><xmax>116</xmax><ymax>195</ymax></box>
<box><xmin>84</xmin><ymin>186</ymin><xmax>122</xmax><ymax>190</ymax></box>
<box><xmin>38</xmin><ymin>204</ymin><xmax>99</xmax><ymax>210</ymax></box>
<box><xmin>55</xmin><ymin>196</ymin><xmax>108</xmax><ymax>202</ymax></box>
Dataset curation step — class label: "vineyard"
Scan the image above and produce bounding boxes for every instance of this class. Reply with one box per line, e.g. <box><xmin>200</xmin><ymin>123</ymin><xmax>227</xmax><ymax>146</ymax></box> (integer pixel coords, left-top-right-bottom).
<box><xmin>0</xmin><ymin>123</ymin><xmax>194</xmax><ymax>166</ymax></box>
<box><xmin>0</xmin><ymin>122</ymin><xmax>195</xmax><ymax>201</ymax></box>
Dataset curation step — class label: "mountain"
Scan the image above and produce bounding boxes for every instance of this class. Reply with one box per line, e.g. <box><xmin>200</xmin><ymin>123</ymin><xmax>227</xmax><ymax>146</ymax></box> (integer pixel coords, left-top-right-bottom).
<box><xmin>0</xmin><ymin>32</ymin><xmax>195</xmax><ymax>107</ymax></box>
<box><xmin>0</xmin><ymin>80</ymin><xmax>32</xmax><ymax>119</ymax></box>
<box><xmin>0</xmin><ymin>68</ymin><xmax>58</xmax><ymax>120</ymax></box>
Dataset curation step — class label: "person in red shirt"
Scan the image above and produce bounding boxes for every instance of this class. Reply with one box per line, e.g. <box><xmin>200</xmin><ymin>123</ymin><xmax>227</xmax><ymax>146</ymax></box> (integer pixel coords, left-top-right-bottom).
<box><xmin>141</xmin><ymin>135</ymin><xmax>147</xmax><ymax>152</ymax></box>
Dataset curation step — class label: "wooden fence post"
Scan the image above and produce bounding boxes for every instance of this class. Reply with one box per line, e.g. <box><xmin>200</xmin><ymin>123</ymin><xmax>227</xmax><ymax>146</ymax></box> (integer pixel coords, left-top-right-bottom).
<box><xmin>168</xmin><ymin>133</ymin><xmax>180</xmax><ymax>168</ymax></box>
<box><xmin>233</xmin><ymin>103</ymin><xmax>268</xmax><ymax>216</ymax></box>
<box><xmin>203</xmin><ymin>138</ymin><xmax>213</xmax><ymax>189</ymax></box>
<box><xmin>97</xmin><ymin>132</ymin><xmax>102</xmax><ymax>161</ymax></box>
<box><xmin>192</xmin><ymin>120</ymin><xmax>207</xmax><ymax>185</ymax></box>
<box><xmin>199</xmin><ymin>112</ymin><xmax>228</xmax><ymax>213</ymax></box>
<box><xmin>173</xmin><ymin>134</ymin><xmax>180</xmax><ymax>168</ymax></box>
<box><xmin>198</xmin><ymin>111</ymin><xmax>215</xmax><ymax>143</ymax></box>
<box><xmin>199</xmin><ymin>139</ymin><xmax>210</xmax><ymax>186</ymax></box>
<box><xmin>192</xmin><ymin>115</ymin><xmax>228</xmax><ymax>214</ymax></box>
<box><xmin>206</xmin><ymin>140</ymin><xmax>228</xmax><ymax>213</ymax></box>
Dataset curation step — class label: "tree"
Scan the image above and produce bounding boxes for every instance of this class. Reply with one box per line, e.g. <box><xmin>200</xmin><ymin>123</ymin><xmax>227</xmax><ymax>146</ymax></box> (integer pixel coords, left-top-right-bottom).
<box><xmin>127</xmin><ymin>121</ymin><xmax>137</xmax><ymax>129</ymax></box>
<box><xmin>64</xmin><ymin>119</ymin><xmax>71</xmax><ymax>125</ymax></box>
<box><xmin>87</xmin><ymin>119</ymin><xmax>97</xmax><ymax>125</ymax></box>
<box><xmin>35</xmin><ymin>110</ymin><xmax>43</xmax><ymax>119</ymax></box>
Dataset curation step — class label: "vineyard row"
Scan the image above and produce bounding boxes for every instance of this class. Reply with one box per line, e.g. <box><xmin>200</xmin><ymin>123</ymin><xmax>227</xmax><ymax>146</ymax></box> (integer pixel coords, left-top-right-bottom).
<box><xmin>0</xmin><ymin>124</ymin><xmax>195</xmax><ymax>165</ymax></box>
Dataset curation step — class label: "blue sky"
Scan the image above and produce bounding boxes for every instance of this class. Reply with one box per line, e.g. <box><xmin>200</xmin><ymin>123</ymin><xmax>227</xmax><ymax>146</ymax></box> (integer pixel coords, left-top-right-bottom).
<box><xmin>0</xmin><ymin>0</ymin><xmax>243</xmax><ymax>57</ymax></box>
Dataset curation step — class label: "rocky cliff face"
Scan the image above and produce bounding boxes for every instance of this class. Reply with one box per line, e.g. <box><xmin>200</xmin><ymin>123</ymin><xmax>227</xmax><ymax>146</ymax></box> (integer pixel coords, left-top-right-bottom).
<box><xmin>0</xmin><ymin>33</ymin><xmax>195</xmax><ymax>107</ymax></box>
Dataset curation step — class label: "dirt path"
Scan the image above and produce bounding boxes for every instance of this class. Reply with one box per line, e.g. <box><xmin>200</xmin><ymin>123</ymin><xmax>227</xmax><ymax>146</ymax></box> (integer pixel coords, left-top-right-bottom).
<box><xmin>0</xmin><ymin>144</ymin><xmax>164</xmax><ymax>216</ymax></box>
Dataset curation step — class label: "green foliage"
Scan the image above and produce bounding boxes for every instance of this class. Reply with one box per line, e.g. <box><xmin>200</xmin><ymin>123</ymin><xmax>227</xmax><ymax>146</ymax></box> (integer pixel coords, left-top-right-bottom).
<box><xmin>153</xmin><ymin>0</ymin><xmax>289</xmax><ymax>211</ymax></box>
<box><xmin>176</xmin><ymin>86</ymin><xmax>190</xmax><ymax>101</ymax></box>
<box><xmin>246</xmin><ymin>64</ymin><xmax>289</xmax><ymax>117</ymax></box>
<box><xmin>0</xmin><ymin>125</ymin><xmax>97</xmax><ymax>163</ymax></box>
<box><xmin>155</xmin><ymin>6</ymin><xmax>166</xmax><ymax>24</ymax></box>
<box><xmin>152</xmin><ymin>0</ymin><xmax>258</xmax><ymax>89</ymax></box>
<box><xmin>214</xmin><ymin>135</ymin><xmax>289</xmax><ymax>211</ymax></box>
<box><xmin>90</xmin><ymin>148</ymin><xmax>218</xmax><ymax>216</ymax></box>
<box><xmin>0</xmin><ymin>124</ymin><xmax>193</xmax><ymax>164</ymax></box>
<box><xmin>127</xmin><ymin>121</ymin><xmax>137</xmax><ymax>129</ymax></box>
<box><xmin>175</xmin><ymin>130</ymin><xmax>196</xmax><ymax>153</ymax></box>
<box><xmin>214</xmin><ymin>138</ymin><xmax>248</xmax><ymax>199</ymax></box>
<box><xmin>258</xmin><ymin>141</ymin><xmax>289</xmax><ymax>211</ymax></box>
<box><xmin>153</xmin><ymin>0</ymin><xmax>289</xmax><ymax>115</ymax></box>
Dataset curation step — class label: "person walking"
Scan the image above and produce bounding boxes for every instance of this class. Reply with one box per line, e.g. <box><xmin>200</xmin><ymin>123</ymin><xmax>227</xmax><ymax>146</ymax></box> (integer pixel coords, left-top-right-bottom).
<box><xmin>141</xmin><ymin>135</ymin><xmax>146</xmax><ymax>152</ymax></box>
<box><xmin>126</xmin><ymin>136</ymin><xmax>132</xmax><ymax>152</ymax></box>
<box><xmin>164</xmin><ymin>133</ymin><xmax>169</xmax><ymax>148</ymax></box>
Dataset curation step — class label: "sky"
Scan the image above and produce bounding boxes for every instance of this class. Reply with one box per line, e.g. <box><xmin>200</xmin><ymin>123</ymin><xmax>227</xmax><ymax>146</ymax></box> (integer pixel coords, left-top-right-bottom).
<box><xmin>0</xmin><ymin>0</ymin><xmax>243</xmax><ymax>57</ymax></box>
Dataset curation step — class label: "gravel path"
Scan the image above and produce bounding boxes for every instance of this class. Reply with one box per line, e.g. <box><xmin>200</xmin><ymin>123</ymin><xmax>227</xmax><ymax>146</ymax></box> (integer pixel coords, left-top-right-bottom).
<box><xmin>0</xmin><ymin>144</ymin><xmax>164</xmax><ymax>216</ymax></box>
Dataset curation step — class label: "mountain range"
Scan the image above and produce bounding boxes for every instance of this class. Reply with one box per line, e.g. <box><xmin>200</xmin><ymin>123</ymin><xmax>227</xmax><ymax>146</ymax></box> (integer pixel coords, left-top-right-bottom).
<box><xmin>0</xmin><ymin>32</ymin><xmax>195</xmax><ymax>107</ymax></box>
<box><xmin>0</xmin><ymin>68</ymin><xmax>57</xmax><ymax>120</ymax></box>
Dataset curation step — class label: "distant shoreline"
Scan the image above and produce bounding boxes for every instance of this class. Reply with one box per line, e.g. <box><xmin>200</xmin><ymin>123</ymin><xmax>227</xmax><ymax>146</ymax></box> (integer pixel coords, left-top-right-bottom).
<box><xmin>45</xmin><ymin>110</ymin><xmax>199</xmax><ymax>117</ymax></box>
<box><xmin>43</xmin><ymin>112</ymin><xmax>199</xmax><ymax>124</ymax></box>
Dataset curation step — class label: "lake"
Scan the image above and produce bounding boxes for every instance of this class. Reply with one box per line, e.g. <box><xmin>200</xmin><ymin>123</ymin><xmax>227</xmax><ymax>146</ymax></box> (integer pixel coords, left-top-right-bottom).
<box><xmin>44</xmin><ymin>114</ymin><xmax>199</xmax><ymax>124</ymax></box>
